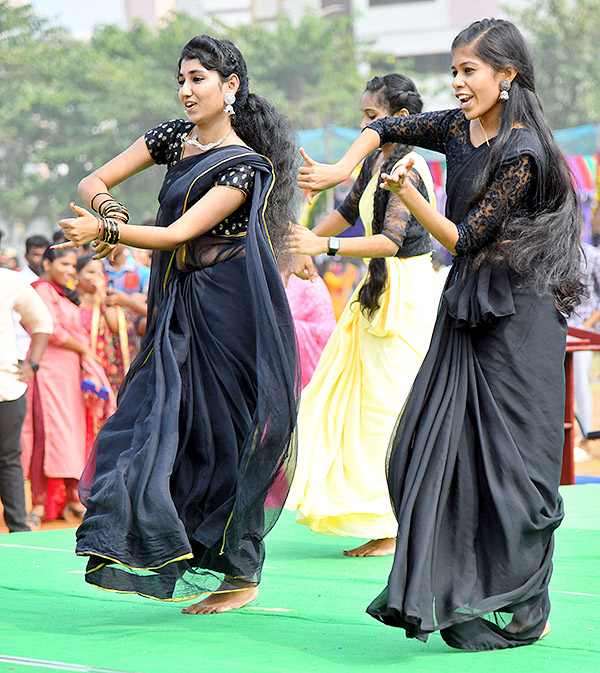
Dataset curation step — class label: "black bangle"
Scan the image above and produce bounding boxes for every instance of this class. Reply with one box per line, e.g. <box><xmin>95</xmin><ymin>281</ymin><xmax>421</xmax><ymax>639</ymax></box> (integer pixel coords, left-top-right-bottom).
<box><xmin>91</xmin><ymin>192</ymin><xmax>112</xmax><ymax>211</ymax></box>
<box><xmin>28</xmin><ymin>359</ymin><xmax>40</xmax><ymax>373</ymax></box>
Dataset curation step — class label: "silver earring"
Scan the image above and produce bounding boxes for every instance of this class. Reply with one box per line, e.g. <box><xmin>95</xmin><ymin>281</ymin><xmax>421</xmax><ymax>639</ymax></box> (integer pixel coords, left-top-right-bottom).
<box><xmin>224</xmin><ymin>92</ymin><xmax>236</xmax><ymax>116</ymax></box>
<box><xmin>499</xmin><ymin>79</ymin><xmax>511</xmax><ymax>101</ymax></box>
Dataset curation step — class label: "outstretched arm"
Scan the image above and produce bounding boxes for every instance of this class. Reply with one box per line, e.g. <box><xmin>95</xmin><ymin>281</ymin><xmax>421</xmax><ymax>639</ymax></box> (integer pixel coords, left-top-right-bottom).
<box><xmin>57</xmin><ymin>185</ymin><xmax>246</xmax><ymax>252</ymax></box>
<box><xmin>297</xmin><ymin>129</ymin><xmax>381</xmax><ymax>202</ymax></box>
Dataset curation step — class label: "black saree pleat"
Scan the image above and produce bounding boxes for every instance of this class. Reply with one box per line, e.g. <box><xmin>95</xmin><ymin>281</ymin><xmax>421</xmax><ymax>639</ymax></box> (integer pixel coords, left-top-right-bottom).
<box><xmin>76</xmin><ymin>147</ymin><xmax>299</xmax><ymax>600</ymax></box>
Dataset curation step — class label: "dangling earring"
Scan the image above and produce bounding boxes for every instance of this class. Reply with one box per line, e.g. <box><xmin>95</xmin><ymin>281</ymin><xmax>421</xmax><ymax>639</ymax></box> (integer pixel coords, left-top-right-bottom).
<box><xmin>499</xmin><ymin>79</ymin><xmax>511</xmax><ymax>101</ymax></box>
<box><xmin>224</xmin><ymin>92</ymin><xmax>236</xmax><ymax>116</ymax></box>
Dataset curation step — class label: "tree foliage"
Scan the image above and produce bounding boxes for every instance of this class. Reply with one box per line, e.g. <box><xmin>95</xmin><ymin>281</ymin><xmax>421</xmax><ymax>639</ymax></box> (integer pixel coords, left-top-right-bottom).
<box><xmin>0</xmin><ymin>5</ymin><xmax>370</xmax><ymax>232</ymax></box>
<box><xmin>513</xmin><ymin>0</ymin><xmax>600</xmax><ymax>129</ymax></box>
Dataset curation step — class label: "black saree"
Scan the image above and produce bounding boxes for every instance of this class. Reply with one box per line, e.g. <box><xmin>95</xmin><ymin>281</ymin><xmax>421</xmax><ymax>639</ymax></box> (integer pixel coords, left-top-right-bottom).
<box><xmin>76</xmin><ymin>145</ymin><xmax>299</xmax><ymax>600</ymax></box>
<box><xmin>366</xmin><ymin>120</ymin><xmax>566</xmax><ymax>650</ymax></box>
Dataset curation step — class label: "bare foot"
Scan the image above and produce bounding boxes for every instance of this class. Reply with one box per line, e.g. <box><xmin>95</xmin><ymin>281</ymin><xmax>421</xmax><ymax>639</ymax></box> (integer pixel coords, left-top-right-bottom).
<box><xmin>539</xmin><ymin>620</ymin><xmax>551</xmax><ymax>639</ymax></box>
<box><xmin>343</xmin><ymin>538</ymin><xmax>396</xmax><ymax>557</ymax></box>
<box><xmin>181</xmin><ymin>585</ymin><xmax>258</xmax><ymax>615</ymax></box>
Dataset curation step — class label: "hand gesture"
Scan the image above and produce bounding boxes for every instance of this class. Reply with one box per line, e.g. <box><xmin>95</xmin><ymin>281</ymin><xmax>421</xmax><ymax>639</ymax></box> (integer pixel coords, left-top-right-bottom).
<box><xmin>291</xmin><ymin>224</ymin><xmax>327</xmax><ymax>257</ymax></box>
<box><xmin>380</xmin><ymin>157</ymin><xmax>415</xmax><ymax>197</ymax></box>
<box><xmin>297</xmin><ymin>148</ymin><xmax>346</xmax><ymax>205</ymax></box>
<box><xmin>105</xmin><ymin>287</ymin><xmax>129</xmax><ymax>308</ymax></box>
<box><xmin>288</xmin><ymin>253</ymin><xmax>318</xmax><ymax>282</ymax></box>
<box><xmin>55</xmin><ymin>203</ymin><xmax>99</xmax><ymax>249</ymax></box>
<box><xmin>91</xmin><ymin>240</ymin><xmax>117</xmax><ymax>261</ymax></box>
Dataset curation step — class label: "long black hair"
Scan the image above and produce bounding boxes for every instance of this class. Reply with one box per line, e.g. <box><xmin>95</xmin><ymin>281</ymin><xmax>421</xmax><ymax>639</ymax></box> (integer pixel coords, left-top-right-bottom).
<box><xmin>357</xmin><ymin>74</ymin><xmax>424</xmax><ymax>317</ymax></box>
<box><xmin>452</xmin><ymin>18</ymin><xmax>583</xmax><ymax>314</ymax></box>
<box><xmin>178</xmin><ymin>35</ymin><xmax>298</xmax><ymax>261</ymax></box>
<box><xmin>42</xmin><ymin>245</ymin><xmax>80</xmax><ymax>305</ymax></box>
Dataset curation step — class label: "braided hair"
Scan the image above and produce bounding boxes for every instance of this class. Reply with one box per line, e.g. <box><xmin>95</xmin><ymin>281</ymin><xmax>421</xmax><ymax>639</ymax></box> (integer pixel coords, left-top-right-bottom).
<box><xmin>357</xmin><ymin>74</ymin><xmax>424</xmax><ymax>317</ymax></box>
<box><xmin>178</xmin><ymin>35</ymin><xmax>298</xmax><ymax>261</ymax></box>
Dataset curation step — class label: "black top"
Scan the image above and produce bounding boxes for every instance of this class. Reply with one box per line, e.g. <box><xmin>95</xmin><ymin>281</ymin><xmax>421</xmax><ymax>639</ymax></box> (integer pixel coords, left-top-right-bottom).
<box><xmin>368</xmin><ymin>109</ymin><xmax>543</xmax><ymax>257</ymax></box>
<box><xmin>145</xmin><ymin>119</ymin><xmax>255</xmax><ymax>237</ymax></box>
<box><xmin>336</xmin><ymin>150</ymin><xmax>432</xmax><ymax>258</ymax></box>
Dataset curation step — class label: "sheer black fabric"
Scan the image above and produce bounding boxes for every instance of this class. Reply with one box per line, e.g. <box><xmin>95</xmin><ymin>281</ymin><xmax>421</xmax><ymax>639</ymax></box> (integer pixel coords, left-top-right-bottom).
<box><xmin>336</xmin><ymin>151</ymin><xmax>431</xmax><ymax>257</ymax></box>
<box><xmin>366</xmin><ymin>110</ymin><xmax>566</xmax><ymax>650</ymax></box>
<box><xmin>76</xmin><ymin>143</ymin><xmax>299</xmax><ymax>601</ymax></box>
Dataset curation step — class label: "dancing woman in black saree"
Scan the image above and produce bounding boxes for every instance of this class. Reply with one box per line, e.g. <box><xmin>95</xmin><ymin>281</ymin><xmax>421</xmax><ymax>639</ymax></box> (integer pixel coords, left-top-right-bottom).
<box><xmin>297</xmin><ymin>19</ymin><xmax>583</xmax><ymax>650</ymax></box>
<box><xmin>57</xmin><ymin>35</ymin><xmax>299</xmax><ymax>614</ymax></box>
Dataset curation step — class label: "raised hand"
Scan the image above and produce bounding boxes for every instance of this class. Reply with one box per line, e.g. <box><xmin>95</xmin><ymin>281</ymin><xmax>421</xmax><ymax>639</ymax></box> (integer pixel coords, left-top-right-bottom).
<box><xmin>297</xmin><ymin>148</ymin><xmax>347</xmax><ymax>205</ymax></box>
<box><xmin>380</xmin><ymin>157</ymin><xmax>415</xmax><ymax>197</ymax></box>
<box><xmin>56</xmin><ymin>203</ymin><xmax>99</xmax><ymax>248</ymax></box>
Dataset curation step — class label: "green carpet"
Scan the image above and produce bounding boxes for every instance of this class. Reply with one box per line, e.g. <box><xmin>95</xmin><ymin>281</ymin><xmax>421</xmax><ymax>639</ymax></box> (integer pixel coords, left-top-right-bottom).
<box><xmin>0</xmin><ymin>485</ymin><xmax>598</xmax><ymax>673</ymax></box>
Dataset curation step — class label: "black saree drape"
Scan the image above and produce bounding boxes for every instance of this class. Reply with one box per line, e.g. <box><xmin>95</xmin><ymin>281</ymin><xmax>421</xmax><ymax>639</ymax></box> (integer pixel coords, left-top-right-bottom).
<box><xmin>76</xmin><ymin>146</ymin><xmax>299</xmax><ymax>600</ymax></box>
<box><xmin>367</xmin><ymin>137</ymin><xmax>566</xmax><ymax>650</ymax></box>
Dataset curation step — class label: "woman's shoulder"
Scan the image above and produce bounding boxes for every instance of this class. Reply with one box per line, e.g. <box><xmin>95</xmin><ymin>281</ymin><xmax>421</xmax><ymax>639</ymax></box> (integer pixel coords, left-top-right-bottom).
<box><xmin>147</xmin><ymin>118</ymin><xmax>192</xmax><ymax>136</ymax></box>
<box><xmin>145</xmin><ymin>119</ymin><xmax>193</xmax><ymax>165</ymax></box>
<box><xmin>503</xmin><ymin>127</ymin><xmax>546</xmax><ymax>166</ymax></box>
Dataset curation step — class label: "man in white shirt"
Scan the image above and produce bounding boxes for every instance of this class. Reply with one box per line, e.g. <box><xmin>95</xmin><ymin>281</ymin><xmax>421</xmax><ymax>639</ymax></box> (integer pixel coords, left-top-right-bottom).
<box><xmin>0</xmin><ymin>268</ymin><xmax>52</xmax><ymax>532</ymax></box>
<box><xmin>13</xmin><ymin>235</ymin><xmax>50</xmax><ymax>361</ymax></box>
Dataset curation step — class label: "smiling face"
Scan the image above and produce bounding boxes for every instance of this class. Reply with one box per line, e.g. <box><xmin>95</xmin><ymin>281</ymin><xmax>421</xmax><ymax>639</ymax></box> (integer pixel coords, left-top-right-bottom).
<box><xmin>177</xmin><ymin>57</ymin><xmax>238</xmax><ymax>126</ymax></box>
<box><xmin>43</xmin><ymin>252</ymin><xmax>77</xmax><ymax>287</ymax></box>
<box><xmin>451</xmin><ymin>44</ymin><xmax>508</xmax><ymax>123</ymax></box>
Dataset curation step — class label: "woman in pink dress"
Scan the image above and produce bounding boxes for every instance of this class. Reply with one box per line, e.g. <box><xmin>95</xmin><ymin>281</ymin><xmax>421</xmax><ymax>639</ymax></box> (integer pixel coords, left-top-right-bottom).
<box><xmin>21</xmin><ymin>248</ymin><xmax>114</xmax><ymax>529</ymax></box>
<box><xmin>285</xmin><ymin>273</ymin><xmax>336</xmax><ymax>389</ymax></box>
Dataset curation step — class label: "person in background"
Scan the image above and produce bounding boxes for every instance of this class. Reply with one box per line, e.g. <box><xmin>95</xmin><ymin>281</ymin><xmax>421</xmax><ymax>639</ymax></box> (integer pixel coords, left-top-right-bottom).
<box><xmin>568</xmin><ymin>240</ymin><xmax>600</xmax><ymax>461</ymax></box>
<box><xmin>20</xmin><ymin>235</ymin><xmax>50</xmax><ymax>283</ymax></box>
<box><xmin>13</xmin><ymin>235</ymin><xmax>50</xmax><ymax>364</ymax></box>
<box><xmin>0</xmin><ymin>268</ymin><xmax>52</xmax><ymax>532</ymax></box>
<box><xmin>21</xmin><ymin>248</ymin><xmax>114</xmax><ymax>529</ymax></box>
<box><xmin>284</xmin><ymin>272</ymin><xmax>336</xmax><ymax>389</ymax></box>
<box><xmin>288</xmin><ymin>74</ymin><xmax>438</xmax><ymax>558</ymax></box>
<box><xmin>76</xmin><ymin>254</ymin><xmax>120</xmax><ymax>393</ymax></box>
<box><xmin>103</xmin><ymin>244</ymin><xmax>148</xmax><ymax>380</ymax></box>
<box><xmin>4</xmin><ymin>249</ymin><xmax>19</xmax><ymax>270</ymax></box>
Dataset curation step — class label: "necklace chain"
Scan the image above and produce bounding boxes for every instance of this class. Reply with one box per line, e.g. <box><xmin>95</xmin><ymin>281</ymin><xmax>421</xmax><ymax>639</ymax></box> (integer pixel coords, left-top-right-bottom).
<box><xmin>478</xmin><ymin>117</ymin><xmax>490</xmax><ymax>147</ymax></box>
<box><xmin>186</xmin><ymin>128</ymin><xmax>232</xmax><ymax>152</ymax></box>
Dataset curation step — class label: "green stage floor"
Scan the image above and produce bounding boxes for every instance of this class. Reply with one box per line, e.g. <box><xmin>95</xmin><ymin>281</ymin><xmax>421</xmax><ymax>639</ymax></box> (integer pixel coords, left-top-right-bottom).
<box><xmin>0</xmin><ymin>485</ymin><xmax>598</xmax><ymax>673</ymax></box>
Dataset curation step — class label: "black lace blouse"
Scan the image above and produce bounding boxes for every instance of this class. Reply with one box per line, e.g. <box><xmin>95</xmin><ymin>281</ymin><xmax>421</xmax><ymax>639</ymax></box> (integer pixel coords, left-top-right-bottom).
<box><xmin>145</xmin><ymin>119</ymin><xmax>255</xmax><ymax>236</ymax></box>
<box><xmin>368</xmin><ymin>109</ymin><xmax>539</xmax><ymax>257</ymax></box>
<box><xmin>336</xmin><ymin>150</ymin><xmax>432</xmax><ymax>258</ymax></box>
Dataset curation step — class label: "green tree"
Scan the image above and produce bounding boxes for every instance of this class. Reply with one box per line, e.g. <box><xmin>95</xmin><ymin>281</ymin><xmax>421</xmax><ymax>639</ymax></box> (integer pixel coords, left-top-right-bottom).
<box><xmin>513</xmin><ymin>0</ymin><xmax>600</xmax><ymax>129</ymax></box>
<box><xmin>0</xmin><ymin>5</ymin><xmax>374</xmax><ymax>232</ymax></box>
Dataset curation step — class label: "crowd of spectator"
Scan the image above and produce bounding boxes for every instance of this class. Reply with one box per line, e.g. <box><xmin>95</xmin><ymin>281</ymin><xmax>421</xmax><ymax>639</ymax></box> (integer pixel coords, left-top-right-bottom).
<box><xmin>0</xmin><ymin>233</ymin><xmax>149</xmax><ymax>531</ymax></box>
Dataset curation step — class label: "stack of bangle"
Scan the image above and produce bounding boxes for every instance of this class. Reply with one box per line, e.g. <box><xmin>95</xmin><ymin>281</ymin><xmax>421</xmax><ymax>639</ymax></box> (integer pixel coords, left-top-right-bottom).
<box><xmin>97</xmin><ymin>217</ymin><xmax>121</xmax><ymax>245</ymax></box>
<box><xmin>101</xmin><ymin>201</ymin><xmax>130</xmax><ymax>222</ymax></box>
<box><xmin>90</xmin><ymin>192</ymin><xmax>130</xmax><ymax>223</ymax></box>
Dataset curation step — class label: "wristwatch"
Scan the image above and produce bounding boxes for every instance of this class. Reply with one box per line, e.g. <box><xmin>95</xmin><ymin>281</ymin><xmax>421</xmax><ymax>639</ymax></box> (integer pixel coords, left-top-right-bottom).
<box><xmin>327</xmin><ymin>236</ymin><xmax>341</xmax><ymax>257</ymax></box>
<box><xmin>27</xmin><ymin>359</ymin><xmax>40</xmax><ymax>374</ymax></box>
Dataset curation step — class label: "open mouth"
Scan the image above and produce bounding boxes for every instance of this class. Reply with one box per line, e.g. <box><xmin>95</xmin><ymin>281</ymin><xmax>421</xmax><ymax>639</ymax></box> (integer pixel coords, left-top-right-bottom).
<box><xmin>456</xmin><ymin>94</ymin><xmax>473</xmax><ymax>108</ymax></box>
